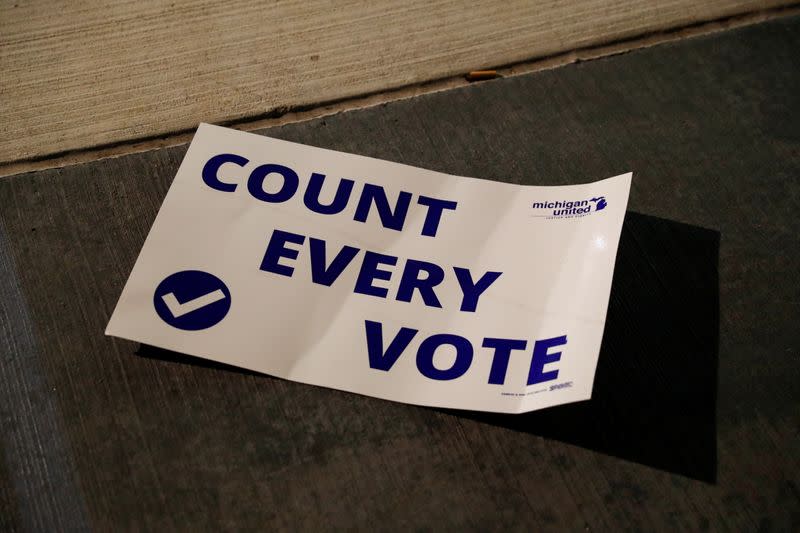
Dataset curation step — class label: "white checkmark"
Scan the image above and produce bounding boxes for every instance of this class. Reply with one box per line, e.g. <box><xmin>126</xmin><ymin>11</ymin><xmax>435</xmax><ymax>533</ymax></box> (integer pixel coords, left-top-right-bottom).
<box><xmin>162</xmin><ymin>289</ymin><xmax>226</xmax><ymax>318</ymax></box>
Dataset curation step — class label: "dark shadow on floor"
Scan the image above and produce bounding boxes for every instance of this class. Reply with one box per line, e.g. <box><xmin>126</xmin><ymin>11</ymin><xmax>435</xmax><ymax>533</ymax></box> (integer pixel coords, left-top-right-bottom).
<box><xmin>137</xmin><ymin>211</ymin><xmax>719</xmax><ymax>482</ymax></box>
<box><xmin>137</xmin><ymin>344</ymin><xmax>262</xmax><ymax>377</ymax></box>
<box><xmin>447</xmin><ymin>211</ymin><xmax>720</xmax><ymax>482</ymax></box>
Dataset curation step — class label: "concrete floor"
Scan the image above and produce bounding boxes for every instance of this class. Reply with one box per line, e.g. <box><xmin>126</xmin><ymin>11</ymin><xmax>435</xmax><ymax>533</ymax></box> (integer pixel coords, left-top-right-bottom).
<box><xmin>1</xmin><ymin>15</ymin><xmax>799</xmax><ymax>529</ymax></box>
<box><xmin>0</xmin><ymin>0</ymin><xmax>795</xmax><ymax>171</ymax></box>
<box><xmin>2</xmin><ymin>3</ymin><xmax>800</xmax><ymax>530</ymax></box>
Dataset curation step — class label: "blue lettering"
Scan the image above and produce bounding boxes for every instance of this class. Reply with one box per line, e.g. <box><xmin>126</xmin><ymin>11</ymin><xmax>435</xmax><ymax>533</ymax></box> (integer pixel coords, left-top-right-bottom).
<box><xmin>202</xmin><ymin>158</ymin><xmax>459</xmax><ymax>236</ymax></box>
<box><xmin>256</xmin><ymin>230</ymin><xmax>500</xmax><ymax>312</ymax></box>
<box><xmin>354</xmin><ymin>251</ymin><xmax>397</xmax><ymax>298</ymax></box>
<box><xmin>417</xmin><ymin>196</ymin><xmax>457</xmax><ymax>237</ymax></box>
<box><xmin>482</xmin><ymin>338</ymin><xmax>528</xmax><ymax>385</ymax></box>
<box><xmin>416</xmin><ymin>334</ymin><xmax>473</xmax><ymax>381</ymax></box>
<box><xmin>527</xmin><ymin>335</ymin><xmax>567</xmax><ymax>385</ymax></box>
<box><xmin>353</xmin><ymin>184</ymin><xmax>412</xmax><ymax>231</ymax></box>
<box><xmin>247</xmin><ymin>163</ymin><xmax>299</xmax><ymax>203</ymax></box>
<box><xmin>303</xmin><ymin>173</ymin><xmax>354</xmax><ymax>215</ymax></box>
<box><xmin>453</xmin><ymin>268</ymin><xmax>503</xmax><ymax>312</ymax></box>
<box><xmin>364</xmin><ymin>321</ymin><xmax>570</xmax><ymax>385</ymax></box>
<box><xmin>365</xmin><ymin>320</ymin><xmax>418</xmax><ymax>371</ymax></box>
<box><xmin>259</xmin><ymin>229</ymin><xmax>305</xmax><ymax>277</ymax></box>
<box><xmin>309</xmin><ymin>238</ymin><xmax>359</xmax><ymax>286</ymax></box>
<box><xmin>202</xmin><ymin>153</ymin><xmax>248</xmax><ymax>192</ymax></box>
<box><xmin>396</xmin><ymin>259</ymin><xmax>444</xmax><ymax>308</ymax></box>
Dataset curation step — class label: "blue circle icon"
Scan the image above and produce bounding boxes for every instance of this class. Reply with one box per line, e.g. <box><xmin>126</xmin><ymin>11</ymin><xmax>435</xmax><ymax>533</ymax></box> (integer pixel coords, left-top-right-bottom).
<box><xmin>153</xmin><ymin>270</ymin><xmax>231</xmax><ymax>330</ymax></box>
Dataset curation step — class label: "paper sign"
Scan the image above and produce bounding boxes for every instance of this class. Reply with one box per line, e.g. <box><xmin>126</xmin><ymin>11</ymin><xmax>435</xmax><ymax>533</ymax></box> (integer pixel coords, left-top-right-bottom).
<box><xmin>106</xmin><ymin>123</ymin><xmax>631</xmax><ymax>413</ymax></box>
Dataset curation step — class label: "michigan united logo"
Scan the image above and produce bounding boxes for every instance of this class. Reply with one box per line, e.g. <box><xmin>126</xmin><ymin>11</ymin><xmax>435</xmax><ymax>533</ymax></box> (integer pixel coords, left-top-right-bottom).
<box><xmin>532</xmin><ymin>196</ymin><xmax>607</xmax><ymax>219</ymax></box>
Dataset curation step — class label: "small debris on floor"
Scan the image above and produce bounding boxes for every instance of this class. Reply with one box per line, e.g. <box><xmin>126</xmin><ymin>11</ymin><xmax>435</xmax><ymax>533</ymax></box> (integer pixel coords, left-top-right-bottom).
<box><xmin>465</xmin><ymin>70</ymin><xmax>499</xmax><ymax>81</ymax></box>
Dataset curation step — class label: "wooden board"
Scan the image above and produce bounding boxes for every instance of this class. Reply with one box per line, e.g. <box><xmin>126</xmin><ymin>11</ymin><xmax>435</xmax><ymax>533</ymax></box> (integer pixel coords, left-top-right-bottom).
<box><xmin>0</xmin><ymin>0</ymin><xmax>792</xmax><ymax>166</ymax></box>
<box><xmin>1</xmin><ymin>15</ymin><xmax>799</xmax><ymax>530</ymax></box>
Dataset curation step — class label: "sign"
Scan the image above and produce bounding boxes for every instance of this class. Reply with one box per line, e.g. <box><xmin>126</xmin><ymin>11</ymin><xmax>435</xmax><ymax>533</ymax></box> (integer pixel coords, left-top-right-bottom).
<box><xmin>106</xmin><ymin>123</ymin><xmax>631</xmax><ymax>413</ymax></box>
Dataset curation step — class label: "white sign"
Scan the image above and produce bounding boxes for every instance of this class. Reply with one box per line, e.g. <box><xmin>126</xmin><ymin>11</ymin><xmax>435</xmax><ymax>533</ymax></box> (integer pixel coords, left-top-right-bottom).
<box><xmin>106</xmin><ymin>123</ymin><xmax>631</xmax><ymax>414</ymax></box>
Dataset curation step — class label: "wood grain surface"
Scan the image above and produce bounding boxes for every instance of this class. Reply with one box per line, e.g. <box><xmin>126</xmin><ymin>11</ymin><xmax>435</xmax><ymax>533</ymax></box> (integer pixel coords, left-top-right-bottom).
<box><xmin>1</xmin><ymin>15</ymin><xmax>799</xmax><ymax>531</ymax></box>
<box><xmin>0</xmin><ymin>0</ymin><xmax>793</xmax><ymax>166</ymax></box>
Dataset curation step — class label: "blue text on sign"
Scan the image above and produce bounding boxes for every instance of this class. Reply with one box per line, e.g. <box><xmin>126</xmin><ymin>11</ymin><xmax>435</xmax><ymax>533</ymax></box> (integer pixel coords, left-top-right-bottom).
<box><xmin>203</xmin><ymin>153</ymin><xmax>458</xmax><ymax>237</ymax></box>
<box><xmin>365</xmin><ymin>320</ymin><xmax>567</xmax><ymax>385</ymax></box>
